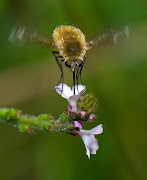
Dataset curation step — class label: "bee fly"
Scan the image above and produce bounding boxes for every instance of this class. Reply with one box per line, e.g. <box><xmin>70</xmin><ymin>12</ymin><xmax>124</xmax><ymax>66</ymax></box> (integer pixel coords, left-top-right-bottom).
<box><xmin>9</xmin><ymin>25</ymin><xmax>130</xmax><ymax>94</ymax></box>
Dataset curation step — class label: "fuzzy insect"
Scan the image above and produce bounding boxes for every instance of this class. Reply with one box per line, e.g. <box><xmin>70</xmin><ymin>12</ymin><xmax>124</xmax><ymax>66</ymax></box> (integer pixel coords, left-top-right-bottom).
<box><xmin>9</xmin><ymin>25</ymin><xmax>130</xmax><ymax>94</ymax></box>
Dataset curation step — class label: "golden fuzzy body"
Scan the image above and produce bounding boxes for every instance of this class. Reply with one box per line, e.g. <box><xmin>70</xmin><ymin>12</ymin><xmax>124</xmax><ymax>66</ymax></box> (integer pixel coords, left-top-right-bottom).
<box><xmin>9</xmin><ymin>24</ymin><xmax>130</xmax><ymax>90</ymax></box>
<box><xmin>53</xmin><ymin>25</ymin><xmax>87</xmax><ymax>66</ymax></box>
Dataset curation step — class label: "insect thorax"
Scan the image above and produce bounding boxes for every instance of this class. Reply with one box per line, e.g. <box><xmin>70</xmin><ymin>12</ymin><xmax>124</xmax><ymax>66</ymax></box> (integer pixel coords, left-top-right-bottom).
<box><xmin>53</xmin><ymin>25</ymin><xmax>86</xmax><ymax>67</ymax></box>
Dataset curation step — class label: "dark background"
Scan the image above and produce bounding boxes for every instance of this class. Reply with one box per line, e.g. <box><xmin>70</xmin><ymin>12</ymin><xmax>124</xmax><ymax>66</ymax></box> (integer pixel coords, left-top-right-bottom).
<box><xmin>0</xmin><ymin>0</ymin><xmax>147</xmax><ymax>179</ymax></box>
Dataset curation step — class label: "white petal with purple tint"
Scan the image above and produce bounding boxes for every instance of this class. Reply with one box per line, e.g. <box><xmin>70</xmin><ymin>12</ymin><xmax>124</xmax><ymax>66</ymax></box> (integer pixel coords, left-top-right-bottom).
<box><xmin>78</xmin><ymin>124</ymin><xmax>103</xmax><ymax>159</ymax></box>
<box><xmin>87</xmin><ymin>124</ymin><xmax>103</xmax><ymax>135</ymax></box>
<box><xmin>72</xmin><ymin>84</ymin><xmax>86</xmax><ymax>95</ymax></box>
<box><xmin>55</xmin><ymin>83</ymin><xmax>73</xmax><ymax>99</ymax></box>
<box><xmin>68</xmin><ymin>95</ymin><xmax>80</xmax><ymax>106</ymax></box>
<box><xmin>55</xmin><ymin>83</ymin><xmax>86</xmax><ymax>112</ymax></box>
<box><xmin>73</xmin><ymin>121</ymin><xmax>82</xmax><ymax>129</ymax></box>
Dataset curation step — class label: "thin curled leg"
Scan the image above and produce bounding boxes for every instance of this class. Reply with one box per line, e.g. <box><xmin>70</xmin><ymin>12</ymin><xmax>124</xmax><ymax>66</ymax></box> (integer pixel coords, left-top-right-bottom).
<box><xmin>76</xmin><ymin>56</ymin><xmax>86</xmax><ymax>85</ymax></box>
<box><xmin>52</xmin><ymin>51</ymin><xmax>64</xmax><ymax>91</ymax></box>
<box><xmin>75</xmin><ymin>56</ymin><xmax>86</xmax><ymax>94</ymax></box>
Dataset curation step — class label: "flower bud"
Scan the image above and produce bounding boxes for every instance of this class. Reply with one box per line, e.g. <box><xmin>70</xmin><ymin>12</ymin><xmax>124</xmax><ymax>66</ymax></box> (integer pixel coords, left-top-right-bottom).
<box><xmin>77</xmin><ymin>93</ymin><xmax>98</xmax><ymax>114</ymax></box>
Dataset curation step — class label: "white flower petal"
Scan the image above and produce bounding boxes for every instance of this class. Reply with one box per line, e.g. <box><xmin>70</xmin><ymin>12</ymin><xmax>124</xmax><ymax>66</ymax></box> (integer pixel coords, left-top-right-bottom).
<box><xmin>55</xmin><ymin>83</ymin><xmax>86</xmax><ymax>114</ymax></box>
<box><xmin>62</xmin><ymin>84</ymin><xmax>73</xmax><ymax>98</ymax></box>
<box><xmin>77</xmin><ymin>124</ymin><xmax>103</xmax><ymax>158</ymax></box>
<box><xmin>72</xmin><ymin>84</ymin><xmax>86</xmax><ymax>95</ymax></box>
<box><xmin>90</xmin><ymin>139</ymin><xmax>99</xmax><ymax>154</ymax></box>
<box><xmin>55</xmin><ymin>83</ymin><xmax>73</xmax><ymax>99</ymax></box>
<box><xmin>80</xmin><ymin>134</ymin><xmax>95</xmax><ymax>148</ymax></box>
<box><xmin>85</xmin><ymin>146</ymin><xmax>90</xmax><ymax>159</ymax></box>
<box><xmin>55</xmin><ymin>83</ymin><xmax>67</xmax><ymax>92</ymax></box>
<box><xmin>79</xmin><ymin>133</ymin><xmax>99</xmax><ymax>158</ymax></box>
<box><xmin>78</xmin><ymin>85</ymin><xmax>86</xmax><ymax>95</ymax></box>
<box><xmin>88</xmin><ymin>124</ymin><xmax>103</xmax><ymax>135</ymax></box>
<box><xmin>68</xmin><ymin>95</ymin><xmax>80</xmax><ymax>106</ymax></box>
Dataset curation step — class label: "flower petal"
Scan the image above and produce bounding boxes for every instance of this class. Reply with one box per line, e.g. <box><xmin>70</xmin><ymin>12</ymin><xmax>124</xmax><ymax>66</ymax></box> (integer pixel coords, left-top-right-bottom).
<box><xmin>80</xmin><ymin>111</ymin><xmax>87</xmax><ymax>117</ymax></box>
<box><xmin>80</xmin><ymin>134</ymin><xmax>95</xmax><ymax>148</ymax></box>
<box><xmin>79</xmin><ymin>133</ymin><xmax>99</xmax><ymax>159</ymax></box>
<box><xmin>71</xmin><ymin>105</ymin><xmax>77</xmax><ymax>112</ymax></box>
<box><xmin>88</xmin><ymin>124</ymin><xmax>103</xmax><ymax>135</ymax></box>
<box><xmin>68</xmin><ymin>95</ymin><xmax>80</xmax><ymax>106</ymax></box>
<box><xmin>72</xmin><ymin>84</ymin><xmax>86</xmax><ymax>95</ymax></box>
<box><xmin>85</xmin><ymin>146</ymin><xmax>90</xmax><ymax>159</ymax></box>
<box><xmin>89</xmin><ymin>139</ymin><xmax>99</xmax><ymax>154</ymax></box>
<box><xmin>55</xmin><ymin>83</ymin><xmax>73</xmax><ymax>99</ymax></box>
<box><xmin>66</xmin><ymin>105</ymin><xmax>72</xmax><ymax>115</ymax></box>
<box><xmin>88</xmin><ymin>114</ymin><xmax>96</xmax><ymax>121</ymax></box>
<box><xmin>73</xmin><ymin>121</ymin><xmax>82</xmax><ymax>129</ymax></box>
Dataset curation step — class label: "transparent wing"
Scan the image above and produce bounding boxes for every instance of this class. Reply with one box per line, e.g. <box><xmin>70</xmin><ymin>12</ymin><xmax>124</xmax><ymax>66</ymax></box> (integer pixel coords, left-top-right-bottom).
<box><xmin>8</xmin><ymin>25</ymin><xmax>54</xmax><ymax>47</ymax></box>
<box><xmin>87</xmin><ymin>26</ymin><xmax>130</xmax><ymax>49</ymax></box>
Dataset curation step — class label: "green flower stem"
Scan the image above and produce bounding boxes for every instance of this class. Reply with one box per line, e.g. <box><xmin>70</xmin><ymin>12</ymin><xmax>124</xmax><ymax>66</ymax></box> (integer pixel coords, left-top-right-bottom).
<box><xmin>0</xmin><ymin>108</ymin><xmax>73</xmax><ymax>134</ymax></box>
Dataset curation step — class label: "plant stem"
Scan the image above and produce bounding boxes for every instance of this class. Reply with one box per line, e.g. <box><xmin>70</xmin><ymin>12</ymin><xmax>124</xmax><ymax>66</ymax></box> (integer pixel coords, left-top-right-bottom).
<box><xmin>0</xmin><ymin>108</ymin><xmax>73</xmax><ymax>134</ymax></box>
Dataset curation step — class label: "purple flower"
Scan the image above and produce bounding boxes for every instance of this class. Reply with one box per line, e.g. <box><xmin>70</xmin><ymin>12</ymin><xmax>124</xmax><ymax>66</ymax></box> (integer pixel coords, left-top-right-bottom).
<box><xmin>73</xmin><ymin>121</ymin><xmax>83</xmax><ymax>129</ymax></box>
<box><xmin>55</xmin><ymin>83</ymin><xmax>86</xmax><ymax>113</ymax></box>
<box><xmin>88</xmin><ymin>113</ymin><xmax>96</xmax><ymax>121</ymax></box>
<box><xmin>74</xmin><ymin>124</ymin><xmax>103</xmax><ymax>159</ymax></box>
<box><xmin>80</xmin><ymin>111</ymin><xmax>87</xmax><ymax>117</ymax></box>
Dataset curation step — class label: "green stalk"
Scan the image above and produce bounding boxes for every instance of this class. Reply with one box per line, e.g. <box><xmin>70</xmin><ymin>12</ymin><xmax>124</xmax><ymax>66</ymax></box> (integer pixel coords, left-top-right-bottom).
<box><xmin>0</xmin><ymin>108</ymin><xmax>73</xmax><ymax>134</ymax></box>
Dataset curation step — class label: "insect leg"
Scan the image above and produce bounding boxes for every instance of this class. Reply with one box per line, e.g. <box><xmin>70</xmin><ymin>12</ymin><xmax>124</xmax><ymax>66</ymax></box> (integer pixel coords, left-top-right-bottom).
<box><xmin>75</xmin><ymin>56</ymin><xmax>86</xmax><ymax>94</ymax></box>
<box><xmin>52</xmin><ymin>51</ymin><xmax>63</xmax><ymax>59</ymax></box>
<box><xmin>58</xmin><ymin>60</ymin><xmax>64</xmax><ymax>84</ymax></box>
<box><xmin>77</xmin><ymin>56</ymin><xmax>86</xmax><ymax>85</ymax></box>
<box><xmin>52</xmin><ymin>51</ymin><xmax>64</xmax><ymax>91</ymax></box>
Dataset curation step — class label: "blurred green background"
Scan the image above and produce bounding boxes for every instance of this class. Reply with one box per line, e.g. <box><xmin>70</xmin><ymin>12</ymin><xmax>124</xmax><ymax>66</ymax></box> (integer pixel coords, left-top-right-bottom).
<box><xmin>0</xmin><ymin>0</ymin><xmax>147</xmax><ymax>179</ymax></box>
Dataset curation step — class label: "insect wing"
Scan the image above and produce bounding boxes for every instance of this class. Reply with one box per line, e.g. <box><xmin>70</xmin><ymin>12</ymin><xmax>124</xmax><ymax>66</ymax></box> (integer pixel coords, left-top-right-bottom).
<box><xmin>87</xmin><ymin>26</ymin><xmax>130</xmax><ymax>48</ymax></box>
<box><xmin>8</xmin><ymin>25</ymin><xmax>54</xmax><ymax>47</ymax></box>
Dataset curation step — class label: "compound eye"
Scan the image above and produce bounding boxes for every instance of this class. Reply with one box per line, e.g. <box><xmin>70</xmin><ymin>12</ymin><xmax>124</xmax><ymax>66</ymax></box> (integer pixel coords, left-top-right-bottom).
<box><xmin>65</xmin><ymin>59</ymin><xmax>83</xmax><ymax>69</ymax></box>
<box><xmin>65</xmin><ymin>60</ymin><xmax>72</xmax><ymax>68</ymax></box>
<box><xmin>77</xmin><ymin>60</ymin><xmax>83</xmax><ymax>66</ymax></box>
